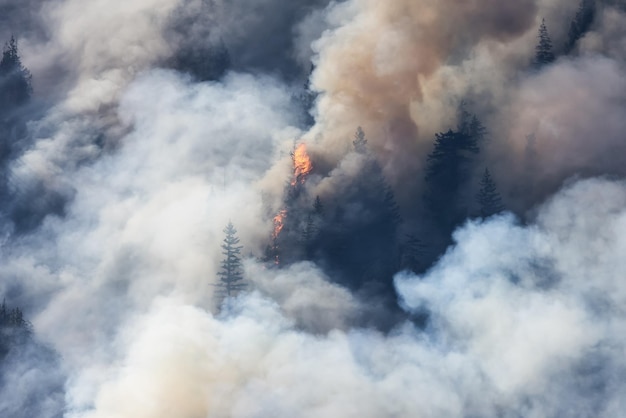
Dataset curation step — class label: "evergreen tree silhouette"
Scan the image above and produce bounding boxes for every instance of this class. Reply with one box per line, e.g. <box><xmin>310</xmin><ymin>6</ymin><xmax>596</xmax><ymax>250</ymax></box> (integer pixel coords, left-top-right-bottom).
<box><xmin>535</xmin><ymin>19</ymin><xmax>555</xmax><ymax>68</ymax></box>
<box><xmin>565</xmin><ymin>0</ymin><xmax>595</xmax><ymax>54</ymax></box>
<box><xmin>0</xmin><ymin>301</ymin><xmax>32</xmax><ymax>358</ymax></box>
<box><xmin>0</xmin><ymin>36</ymin><xmax>32</xmax><ymax>114</ymax></box>
<box><xmin>424</xmin><ymin>129</ymin><xmax>479</xmax><ymax>228</ymax></box>
<box><xmin>215</xmin><ymin>222</ymin><xmax>247</xmax><ymax>299</ymax></box>
<box><xmin>353</xmin><ymin>126</ymin><xmax>367</xmax><ymax>153</ymax></box>
<box><xmin>313</xmin><ymin>195</ymin><xmax>324</xmax><ymax>215</ymax></box>
<box><xmin>476</xmin><ymin>168</ymin><xmax>504</xmax><ymax>218</ymax></box>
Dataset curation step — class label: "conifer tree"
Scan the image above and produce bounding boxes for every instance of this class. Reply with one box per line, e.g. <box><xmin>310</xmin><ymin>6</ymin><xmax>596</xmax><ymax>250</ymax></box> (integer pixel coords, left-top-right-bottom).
<box><xmin>476</xmin><ymin>168</ymin><xmax>504</xmax><ymax>218</ymax></box>
<box><xmin>457</xmin><ymin>102</ymin><xmax>487</xmax><ymax>145</ymax></box>
<box><xmin>535</xmin><ymin>19</ymin><xmax>555</xmax><ymax>68</ymax></box>
<box><xmin>215</xmin><ymin>222</ymin><xmax>246</xmax><ymax>299</ymax></box>
<box><xmin>0</xmin><ymin>36</ymin><xmax>32</xmax><ymax>113</ymax></box>
<box><xmin>383</xmin><ymin>185</ymin><xmax>401</xmax><ymax>226</ymax></box>
<box><xmin>565</xmin><ymin>0</ymin><xmax>595</xmax><ymax>54</ymax></box>
<box><xmin>313</xmin><ymin>195</ymin><xmax>324</xmax><ymax>215</ymax></box>
<box><xmin>297</xmin><ymin>64</ymin><xmax>317</xmax><ymax>127</ymax></box>
<box><xmin>301</xmin><ymin>213</ymin><xmax>316</xmax><ymax>259</ymax></box>
<box><xmin>424</xmin><ymin>128</ymin><xmax>479</xmax><ymax>228</ymax></box>
<box><xmin>353</xmin><ymin>126</ymin><xmax>367</xmax><ymax>153</ymax></box>
<box><xmin>0</xmin><ymin>301</ymin><xmax>32</xmax><ymax>358</ymax></box>
<box><xmin>302</xmin><ymin>213</ymin><xmax>315</xmax><ymax>242</ymax></box>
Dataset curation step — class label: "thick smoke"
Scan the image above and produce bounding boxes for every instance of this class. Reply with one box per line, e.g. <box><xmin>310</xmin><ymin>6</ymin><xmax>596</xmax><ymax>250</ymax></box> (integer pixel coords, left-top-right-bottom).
<box><xmin>1</xmin><ymin>0</ymin><xmax>626</xmax><ymax>416</ymax></box>
<box><xmin>1</xmin><ymin>69</ymin><xmax>302</xmax><ymax>416</ymax></box>
<box><xmin>304</xmin><ymin>0</ymin><xmax>538</xmax><ymax>181</ymax></box>
<box><xmin>166</xmin><ymin>0</ymin><xmax>333</xmax><ymax>79</ymax></box>
<box><xmin>304</xmin><ymin>0</ymin><xmax>626</xmax><ymax>208</ymax></box>
<box><xmin>58</xmin><ymin>179</ymin><xmax>626</xmax><ymax>417</ymax></box>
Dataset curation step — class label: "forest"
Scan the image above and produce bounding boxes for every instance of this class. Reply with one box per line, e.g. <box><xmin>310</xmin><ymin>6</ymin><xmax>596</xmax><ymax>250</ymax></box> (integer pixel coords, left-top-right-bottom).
<box><xmin>1</xmin><ymin>0</ymin><xmax>625</xmax><ymax>417</ymax></box>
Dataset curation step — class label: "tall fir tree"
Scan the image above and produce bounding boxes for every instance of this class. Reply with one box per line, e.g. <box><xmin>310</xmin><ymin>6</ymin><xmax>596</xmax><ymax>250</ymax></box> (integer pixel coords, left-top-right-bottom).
<box><xmin>457</xmin><ymin>102</ymin><xmax>487</xmax><ymax>145</ymax></box>
<box><xmin>0</xmin><ymin>301</ymin><xmax>32</xmax><ymax>358</ymax></box>
<box><xmin>215</xmin><ymin>222</ymin><xmax>247</xmax><ymax>299</ymax></box>
<box><xmin>476</xmin><ymin>168</ymin><xmax>504</xmax><ymax>218</ymax></box>
<box><xmin>353</xmin><ymin>126</ymin><xmax>368</xmax><ymax>153</ymax></box>
<box><xmin>313</xmin><ymin>195</ymin><xmax>324</xmax><ymax>215</ymax></box>
<box><xmin>535</xmin><ymin>19</ymin><xmax>555</xmax><ymax>68</ymax></box>
<box><xmin>565</xmin><ymin>0</ymin><xmax>595</xmax><ymax>54</ymax></box>
<box><xmin>0</xmin><ymin>36</ymin><xmax>32</xmax><ymax>114</ymax></box>
<box><xmin>424</xmin><ymin>128</ymin><xmax>479</xmax><ymax>228</ymax></box>
<box><xmin>0</xmin><ymin>36</ymin><xmax>32</xmax><ymax>165</ymax></box>
<box><xmin>297</xmin><ymin>64</ymin><xmax>318</xmax><ymax>127</ymax></box>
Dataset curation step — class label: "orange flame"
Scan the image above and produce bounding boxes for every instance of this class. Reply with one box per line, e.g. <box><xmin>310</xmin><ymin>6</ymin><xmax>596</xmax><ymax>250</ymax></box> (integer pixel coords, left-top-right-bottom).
<box><xmin>270</xmin><ymin>143</ymin><xmax>311</xmax><ymax>265</ymax></box>
<box><xmin>272</xmin><ymin>209</ymin><xmax>287</xmax><ymax>240</ymax></box>
<box><xmin>292</xmin><ymin>143</ymin><xmax>313</xmax><ymax>186</ymax></box>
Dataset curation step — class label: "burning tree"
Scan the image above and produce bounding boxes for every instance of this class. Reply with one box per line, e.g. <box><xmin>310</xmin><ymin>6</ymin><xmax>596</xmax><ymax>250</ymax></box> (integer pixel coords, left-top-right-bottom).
<box><xmin>292</xmin><ymin>143</ymin><xmax>313</xmax><ymax>186</ymax></box>
<box><xmin>266</xmin><ymin>142</ymin><xmax>314</xmax><ymax>266</ymax></box>
<box><xmin>215</xmin><ymin>222</ymin><xmax>247</xmax><ymax>299</ymax></box>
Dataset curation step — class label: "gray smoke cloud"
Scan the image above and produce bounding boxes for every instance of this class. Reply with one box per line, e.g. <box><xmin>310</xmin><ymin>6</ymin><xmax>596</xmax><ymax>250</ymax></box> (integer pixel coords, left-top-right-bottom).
<box><xmin>1</xmin><ymin>69</ymin><xmax>303</xmax><ymax>415</ymax></box>
<box><xmin>167</xmin><ymin>0</ymin><xmax>333</xmax><ymax>78</ymax></box>
<box><xmin>397</xmin><ymin>177</ymin><xmax>626</xmax><ymax>417</ymax></box>
<box><xmin>302</xmin><ymin>0</ymin><xmax>626</xmax><ymax>209</ymax></box>
<box><xmin>4</xmin><ymin>0</ymin><xmax>333</xmax><ymax>232</ymax></box>
<box><xmin>51</xmin><ymin>178</ymin><xmax>626</xmax><ymax>417</ymax></box>
<box><xmin>1</xmin><ymin>0</ymin><xmax>626</xmax><ymax>416</ymax></box>
<box><xmin>492</xmin><ymin>56</ymin><xmax>626</xmax><ymax>209</ymax></box>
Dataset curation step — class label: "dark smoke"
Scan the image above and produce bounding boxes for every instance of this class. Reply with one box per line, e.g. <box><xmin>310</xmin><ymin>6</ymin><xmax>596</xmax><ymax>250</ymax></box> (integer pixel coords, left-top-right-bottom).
<box><xmin>165</xmin><ymin>0</ymin><xmax>333</xmax><ymax>80</ymax></box>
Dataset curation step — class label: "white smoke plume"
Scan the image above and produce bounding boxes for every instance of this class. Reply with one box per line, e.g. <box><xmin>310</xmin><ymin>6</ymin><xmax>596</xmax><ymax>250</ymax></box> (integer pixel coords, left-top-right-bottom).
<box><xmin>62</xmin><ymin>178</ymin><xmax>626</xmax><ymax>417</ymax></box>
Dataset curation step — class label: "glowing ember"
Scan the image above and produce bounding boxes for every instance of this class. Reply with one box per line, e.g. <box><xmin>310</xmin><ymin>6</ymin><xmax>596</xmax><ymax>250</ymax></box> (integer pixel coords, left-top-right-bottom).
<box><xmin>292</xmin><ymin>143</ymin><xmax>313</xmax><ymax>186</ymax></box>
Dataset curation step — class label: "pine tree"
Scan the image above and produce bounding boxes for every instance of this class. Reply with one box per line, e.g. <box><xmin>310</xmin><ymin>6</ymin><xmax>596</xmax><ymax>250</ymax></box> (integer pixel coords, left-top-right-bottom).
<box><xmin>535</xmin><ymin>19</ymin><xmax>555</xmax><ymax>68</ymax></box>
<box><xmin>383</xmin><ymin>185</ymin><xmax>401</xmax><ymax>226</ymax></box>
<box><xmin>0</xmin><ymin>301</ymin><xmax>32</xmax><ymax>358</ymax></box>
<box><xmin>0</xmin><ymin>36</ymin><xmax>32</xmax><ymax>114</ymax></box>
<box><xmin>301</xmin><ymin>213</ymin><xmax>316</xmax><ymax>259</ymax></box>
<box><xmin>313</xmin><ymin>195</ymin><xmax>324</xmax><ymax>215</ymax></box>
<box><xmin>476</xmin><ymin>168</ymin><xmax>504</xmax><ymax>218</ymax></box>
<box><xmin>215</xmin><ymin>222</ymin><xmax>246</xmax><ymax>299</ymax></box>
<box><xmin>565</xmin><ymin>0</ymin><xmax>595</xmax><ymax>54</ymax></box>
<box><xmin>457</xmin><ymin>102</ymin><xmax>487</xmax><ymax>145</ymax></box>
<box><xmin>424</xmin><ymin>128</ymin><xmax>480</xmax><ymax>228</ymax></box>
<box><xmin>353</xmin><ymin>126</ymin><xmax>367</xmax><ymax>153</ymax></box>
<box><xmin>400</xmin><ymin>234</ymin><xmax>426</xmax><ymax>274</ymax></box>
<box><xmin>297</xmin><ymin>64</ymin><xmax>317</xmax><ymax>127</ymax></box>
<box><xmin>302</xmin><ymin>213</ymin><xmax>315</xmax><ymax>241</ymax></box>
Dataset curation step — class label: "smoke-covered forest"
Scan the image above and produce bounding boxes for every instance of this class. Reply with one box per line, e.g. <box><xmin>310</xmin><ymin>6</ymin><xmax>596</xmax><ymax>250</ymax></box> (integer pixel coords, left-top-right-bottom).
<box><xmin>1</xmin><ymin>0</ymin><xmax>626</xmax><ymax>416</ymax></box>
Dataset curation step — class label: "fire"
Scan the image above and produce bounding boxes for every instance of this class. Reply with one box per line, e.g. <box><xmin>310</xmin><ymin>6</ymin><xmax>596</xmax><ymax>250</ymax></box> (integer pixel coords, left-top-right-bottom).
<box><xmin>269</xmin><ymin>143</ymin><xmax>312</xmax><ymax>265</ymax></box>
<box><xmin>291</xmin><ymin>143</ymin><xmax>313</xmax><ymax>186</ymax></box>
<box><xmin>272</xmin><ymin>209</ymin><xmax>287</xmax><ymax>240</ymax></box>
